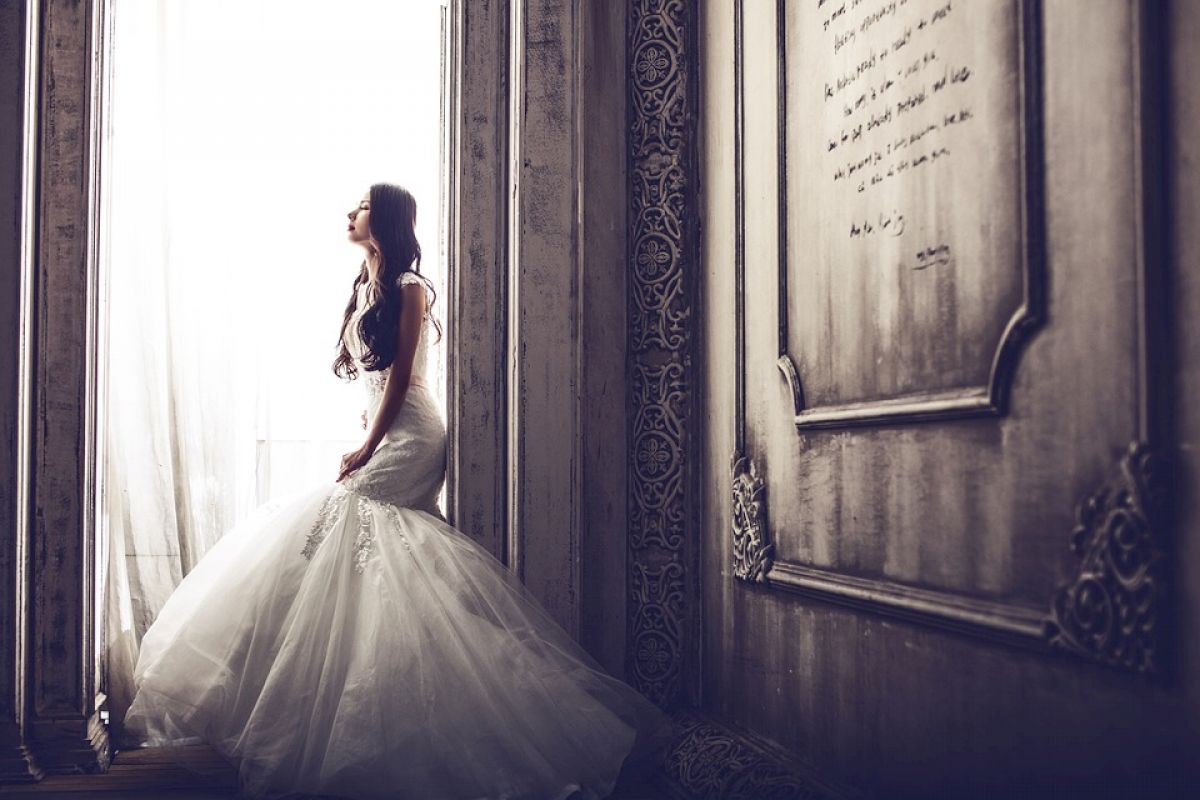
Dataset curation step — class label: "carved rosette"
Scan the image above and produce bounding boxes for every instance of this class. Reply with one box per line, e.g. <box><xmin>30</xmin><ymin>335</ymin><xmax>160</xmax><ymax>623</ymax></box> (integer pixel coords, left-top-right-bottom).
<box><xmin>1046</xmin><ymin>443</ymin><xmax>1170</xmax><ymax>673</ymax></box>
<box><xmin>732</xmin><ymin>453</ymin><xmax>774</xmax><ymax>583</ymax></box>
<box><xmin>627</xmin><ymin>0</ymin><xmax>696</xmax><ymax>708</ymax></box>
<box><xmin>628</xmin><ymin>359</ymin><xmax>690</xmax><ymax>707</ymax></box>
<box><xmin>631</xmin><ymin>363</ymin><xmax>687</xmax><ymax>553</ymax></box>
<box><xmin>629</xmin><ymin>562</ymin><xmax>686</xmax><ymax>705</ymax></box>
<box><xmin>630</xmin><ymin>0</ymin><xmax>690</xmax><ymax>354</ymax></box>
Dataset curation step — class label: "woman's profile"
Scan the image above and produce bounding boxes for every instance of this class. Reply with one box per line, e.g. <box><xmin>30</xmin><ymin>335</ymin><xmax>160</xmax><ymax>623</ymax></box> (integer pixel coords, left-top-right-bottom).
<box><xmin>123</xmin><ymin>183</ymin><xmax>669</xmax><ymax>799</ymax></box>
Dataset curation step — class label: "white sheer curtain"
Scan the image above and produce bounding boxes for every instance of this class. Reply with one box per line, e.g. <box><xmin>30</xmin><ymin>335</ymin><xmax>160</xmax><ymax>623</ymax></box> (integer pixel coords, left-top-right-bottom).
<box><xmin>101</xmin><ymin>0</ymin><xmax>446</xmax><ymax>738</ymax></box>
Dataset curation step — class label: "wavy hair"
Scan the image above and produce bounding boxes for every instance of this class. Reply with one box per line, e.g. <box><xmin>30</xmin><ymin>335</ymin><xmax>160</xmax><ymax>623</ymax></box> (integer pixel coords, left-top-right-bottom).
<box><xmin>332</xmin><ymin>183</ymin><xmax>443</xmax><ymax>380</ymax></box>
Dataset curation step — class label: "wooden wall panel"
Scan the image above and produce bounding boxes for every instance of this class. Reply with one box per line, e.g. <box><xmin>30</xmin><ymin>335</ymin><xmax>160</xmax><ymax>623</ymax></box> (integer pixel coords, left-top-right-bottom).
<box><xmin>24</xmin><ymin>0</ymin><xmax>110</xmax><ymax>775</ymax></box>
<box><xmin>735</xmin><ymin>0</ymin><xmax>1159</xmax><ymax>648</ymax></box>
<box><xmin>447</xmin><ymin>0</ymin><xmax>510</xmax><ymax>565</ymax></box>
<box><xmin>783</xmin><ymin>0</ymin><xmax>1041</xmax><ymax>423</ymax></box>
<box><xmin>702</xmin><ymin>0</ymin><xmax>1196</xmax><ymax>794</ymax></box>
<box><xmin>507</xmin><ymin>0</ymin><xmax>584</xmax><ymax>636</ymax></box>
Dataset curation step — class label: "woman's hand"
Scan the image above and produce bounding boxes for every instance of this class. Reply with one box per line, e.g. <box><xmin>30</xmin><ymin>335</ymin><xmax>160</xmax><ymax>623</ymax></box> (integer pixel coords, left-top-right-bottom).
<box><xmin>338</xmin><ymin>442</ymin><xmax>377</xmax><ymax>482</ymax></box>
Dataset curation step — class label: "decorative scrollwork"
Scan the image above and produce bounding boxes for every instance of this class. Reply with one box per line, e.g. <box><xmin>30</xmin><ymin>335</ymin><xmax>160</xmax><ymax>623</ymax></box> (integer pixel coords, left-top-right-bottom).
<box><xmin>628</xmin><ymin>0</ymin><xmax>696</xmax><ymax>709</ymax></box>
<box><xmin>732</xmin><ymin>453</ymin><xmax>774</xmax><ymax>583</ymax></box>
<box><xmin>629</xmin><ymin>562</ymin><xmax>686</xmax><ymax>706</ymax></box>
<box><xmin>629</xmin><ymin>0</ymin><xmax>691</xmax><ymax>354</ymax></box>
<box><xmin>663</xmin><ymin>713</ymin><xmax>839</xmax><ymax>800</ymax></box>
<box><xmin>630</xmin><ymin>362</ymin><xmax>687</xmax><ymax>553</ymax></box>
<box><xmin>1046</xmin><ymin>442</ymin><xmax>1170</xmax><ymax>673</ymax></box>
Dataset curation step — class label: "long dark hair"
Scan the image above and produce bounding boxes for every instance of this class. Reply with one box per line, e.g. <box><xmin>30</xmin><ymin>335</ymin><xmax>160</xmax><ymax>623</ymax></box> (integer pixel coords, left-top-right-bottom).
<box><xmin>332</xmin><ymin>183</ymin><xmax>443</xmax><ymax>380</ymax></box>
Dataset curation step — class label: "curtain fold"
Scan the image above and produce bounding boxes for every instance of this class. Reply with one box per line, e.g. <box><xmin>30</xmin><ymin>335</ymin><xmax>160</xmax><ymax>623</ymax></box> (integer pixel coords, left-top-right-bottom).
<box><xmin>102</xmin><ymin>2</ymin><xmax>254</xmax><ymax>733</ymax></box>
<box><xmin>99</xmin><ymin>0</ymin><xmax>447</xmax><ymax>742</ymax></box>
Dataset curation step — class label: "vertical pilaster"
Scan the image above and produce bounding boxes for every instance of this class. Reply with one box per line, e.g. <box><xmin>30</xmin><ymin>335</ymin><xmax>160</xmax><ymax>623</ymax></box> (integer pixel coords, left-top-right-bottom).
<box><xmin>578</xmin><ymin>0</ymin><xmax>631</xmax><ymax>676</ymax></box>
<box><xmin>26</xmin><ymin>0</ymin><xmax>109</xmax><ymax>774</ymax></box>
<box><xmin>626</xmin><ymin>0</ymin><xmax>701</xmax><ymax>708</ymax></box>
<box><xmin>0</xmin><ymin>0</ymin><xmax>42</xmax><ymax>783</ymax></box>
<box><xmin>447</xmin><ymin>0</ymin><xmax>511</xmax><ymax>565</ymax></box>
<box><xmin>506</xmin><ymin>0</ymin><xmax>585</xmax><ymax>637</ymax></box>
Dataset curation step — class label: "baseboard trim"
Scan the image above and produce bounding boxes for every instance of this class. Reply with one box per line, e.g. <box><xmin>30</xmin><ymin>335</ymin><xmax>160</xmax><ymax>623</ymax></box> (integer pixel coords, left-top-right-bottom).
<box><xmin>28</xmin><ymin>712</ymin><xmax>111</xmax><ymax>776</ymax></box>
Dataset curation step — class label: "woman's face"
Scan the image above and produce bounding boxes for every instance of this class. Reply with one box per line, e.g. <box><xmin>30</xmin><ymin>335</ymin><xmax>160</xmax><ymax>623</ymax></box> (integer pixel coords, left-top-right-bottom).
<box><xmin>346</xmin><ymin>192</ymin><xmax>372</xmax><ymax>245</ymax></box>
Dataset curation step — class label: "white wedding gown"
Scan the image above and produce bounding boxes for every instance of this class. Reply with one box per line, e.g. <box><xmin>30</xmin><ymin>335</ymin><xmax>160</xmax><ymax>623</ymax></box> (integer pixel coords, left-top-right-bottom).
<box><xmin>124</xmin><ymin>272</ymin><xmax>669</xmax><ymax>799</ymax></box>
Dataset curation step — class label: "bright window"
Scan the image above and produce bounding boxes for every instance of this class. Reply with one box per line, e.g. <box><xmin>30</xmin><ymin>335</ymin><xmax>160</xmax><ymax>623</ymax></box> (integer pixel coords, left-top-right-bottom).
<box><xmin>104</xmin><ymin>0</ymin><xmax>448</xmax><ymax>522</ymax></box>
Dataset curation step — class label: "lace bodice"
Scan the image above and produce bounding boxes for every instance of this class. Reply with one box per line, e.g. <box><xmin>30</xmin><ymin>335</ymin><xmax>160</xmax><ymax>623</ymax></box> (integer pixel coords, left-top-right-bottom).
<box><xmin>345</xmin><ymin>271</ymin><xmax>433</xmax><ymax>394</ymax></box>
<box><xmin>340</xmin><ymin>270</ymin><xmax>446</xmax><ymax>513</ymax></box>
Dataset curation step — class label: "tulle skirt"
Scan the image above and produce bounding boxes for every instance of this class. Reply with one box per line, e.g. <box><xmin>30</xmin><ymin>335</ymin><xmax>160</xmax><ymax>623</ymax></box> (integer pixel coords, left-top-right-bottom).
<box><xmin>124</xmin><ymin>483</ymin><xmax>669</xmax><ymax>799</ymax></box>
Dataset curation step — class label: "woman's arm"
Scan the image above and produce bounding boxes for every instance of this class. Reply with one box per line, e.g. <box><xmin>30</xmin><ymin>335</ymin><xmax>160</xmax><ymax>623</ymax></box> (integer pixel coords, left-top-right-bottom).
<box><xmin>338</xmin><ymin>281</ymin><xmax>426</xmax><ymax>481</ymax></box>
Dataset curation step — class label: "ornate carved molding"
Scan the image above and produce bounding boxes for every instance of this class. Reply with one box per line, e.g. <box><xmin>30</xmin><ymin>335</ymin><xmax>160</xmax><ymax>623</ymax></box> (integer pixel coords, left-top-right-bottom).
<box><xmin>746</xmin><ymin>440</ymin><xmax>1174</xmax><ymax>671</ymax></box>
<box><xmin>1046</xmin><ymin>442</ymin><xmax>1170</xmax><ymax>674</ymax></box>
<box><xmin>661</xmin><ymin>712</ymin><xmax>846</xmax><ymax>800</ymax></box>
<box><xmin>729</xmin><ymin>2</ymin><xmax>773</xmax><ymax>590</ymax></box>
<box><xmin>732</xmin><ymin>454</ymin><xmax>773</xmax><ymax>583</ymax></box>
<box><xmin>766</xmin><ymin>561</ymin><xmax>1048</xmax><ymax>645</ymax></box>
<box><xmin>628</xmin><ymin>361</ymin><xmax>689</xmax><ymax>706</ymax></box>
<box><xmin>631</xmin><ymin>363</ymin><xmax>688</xmax><ymax>555</ymax></box>
<box><xmin>629</xmin><ymin>562</ymin><xmax>685</xmax><ymax>706</ymax></box>
<box><xmin>629</xmin><ymin>0</ymin><xmax>693</xmax><ymax>354</ymax></box>
<box><xmin>627</xmin><ymin>0</ymin><xmax>697</xmax><ymax>708</ymax></box>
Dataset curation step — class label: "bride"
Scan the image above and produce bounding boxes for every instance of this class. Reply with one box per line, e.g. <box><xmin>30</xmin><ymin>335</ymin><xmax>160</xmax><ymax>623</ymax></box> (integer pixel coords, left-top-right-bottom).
<box><xmin>123</xmin><ymin>183</ymin><xmax>670</xmax><ymax>799</ymax></box>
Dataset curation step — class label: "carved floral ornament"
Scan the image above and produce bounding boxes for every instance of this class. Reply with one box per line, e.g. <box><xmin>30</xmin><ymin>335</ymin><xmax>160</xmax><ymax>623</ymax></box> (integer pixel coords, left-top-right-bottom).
<box><xmin>627</xmin><ymin>0</ymin><xmax>696</xmax><ymax>708</ymax></box>
<box><xmin>731</xmin><ymin>454</ymin><xmax>773</xmax><ymax>583</ymax></box>
<box><xmin>664</xmin><ymin>713</ymin><xmax>837</xmax><ymax>800</ymax></box>
<box><xmin>1046</xmin><ymin>442</ymin><xmax>1170</xmax><ymax>674</ymax></box>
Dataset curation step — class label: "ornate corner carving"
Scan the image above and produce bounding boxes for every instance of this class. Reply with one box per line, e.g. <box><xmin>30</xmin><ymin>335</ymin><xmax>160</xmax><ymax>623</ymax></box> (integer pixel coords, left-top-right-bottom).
<box><xmin>662</xmin><ymin>712</ymin><xmax>844</xmax><ymax>799</ymax></box>
<box><xmin>1046</xmin><ymin>442</ymin><xmax>1170</xmax><ymax>674</ymax></box>
<box><xmin>732</xmin><ymin>453</ymin><xmax>774</xmax><ymax>583</ymax></box>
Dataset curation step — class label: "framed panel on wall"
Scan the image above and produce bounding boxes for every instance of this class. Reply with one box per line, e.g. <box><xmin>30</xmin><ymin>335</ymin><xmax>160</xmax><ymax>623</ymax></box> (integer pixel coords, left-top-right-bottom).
<box><xmin>730</xmin><ymin>0</ymin><xmax>1171</xmax><ymax>676</ymax></box>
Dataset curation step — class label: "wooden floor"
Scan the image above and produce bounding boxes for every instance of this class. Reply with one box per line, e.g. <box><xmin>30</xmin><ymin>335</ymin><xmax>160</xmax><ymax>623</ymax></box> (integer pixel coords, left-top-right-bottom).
<box><xmin>0</xmin><ymin>746</ymin><xmax>669</xmax><ymax>799</ymax></box>
<box><xmin>0</xmin><ymin>747</ymin><xmax>237</xmax><ymax>799</ymax></box>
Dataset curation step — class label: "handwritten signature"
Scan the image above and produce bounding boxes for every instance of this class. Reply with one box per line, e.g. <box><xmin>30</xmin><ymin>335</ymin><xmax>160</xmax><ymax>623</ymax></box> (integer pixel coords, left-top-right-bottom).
<box><xmin>912</xmin><ymin>243</ymin><xmax>952</xmax><ymax>270</ymax></box>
